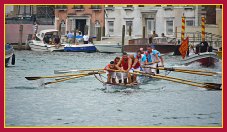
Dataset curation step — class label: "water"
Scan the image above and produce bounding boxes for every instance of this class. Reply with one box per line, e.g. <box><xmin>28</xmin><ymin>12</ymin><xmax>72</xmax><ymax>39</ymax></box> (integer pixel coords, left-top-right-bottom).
<box><xmin>5</xmin><ymin>50</ymin><xmax>222</xmax><ymax>127</ymax></box>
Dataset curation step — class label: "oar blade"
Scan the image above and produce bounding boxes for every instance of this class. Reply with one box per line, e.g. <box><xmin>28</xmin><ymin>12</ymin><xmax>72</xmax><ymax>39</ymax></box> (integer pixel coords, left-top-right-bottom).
<box><xmin>25</xmin><ymin>77</ymin><xmax>41</xmax><ymax>80</ymax></box>
<box><xmin>204</xmin><ymin>83</ymin><xmax>222</xmax><ymax>90</ymax></box>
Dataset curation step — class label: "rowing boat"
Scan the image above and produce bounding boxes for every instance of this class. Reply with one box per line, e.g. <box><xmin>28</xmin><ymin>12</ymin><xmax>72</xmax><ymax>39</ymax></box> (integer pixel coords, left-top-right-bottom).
<box><xmin>94</xmin><ymin>73</ymin><xmax>153</xmax><ymax>90</ymax></box>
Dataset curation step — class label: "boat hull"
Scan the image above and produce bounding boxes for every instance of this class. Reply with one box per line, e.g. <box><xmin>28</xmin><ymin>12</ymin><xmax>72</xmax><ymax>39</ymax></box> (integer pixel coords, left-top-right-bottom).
<box><xmin>5</xmin><ymin>44</ymin><xmax>15</xmax><ymax>66</ymax></box>
<box><xmin>28</xmin><ymin>40</ymin><xmax>64</xmax><ymax>52</ymax></box>
<box><xmin>95</xmin><ymin>44</ymin><xmax>122</xmax><ymax>53</ymax></box>
<box><xmin>181</xmin><ymin>52</ymin><xmax>219</xmax><ymax>66</ymax></box>
<box><xmin>64</xmin><ymin>44</ymin><xmax>97</xmax><ymax>52</ymax></box>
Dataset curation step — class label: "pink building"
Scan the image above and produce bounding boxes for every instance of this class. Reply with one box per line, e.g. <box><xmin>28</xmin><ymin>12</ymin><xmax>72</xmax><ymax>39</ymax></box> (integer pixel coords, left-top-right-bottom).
<box><xmin>55</xmin><ymin>5</ymin><xmax>105</xmax><ymax>38</ymax></box>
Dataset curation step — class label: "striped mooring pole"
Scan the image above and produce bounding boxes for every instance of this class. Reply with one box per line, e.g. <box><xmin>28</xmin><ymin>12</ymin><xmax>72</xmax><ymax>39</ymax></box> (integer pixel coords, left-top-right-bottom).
<box><xmin>201</xmin><ymin>16</ymin><xmax>205</xmax><ymax>42</ymax></box>
<box><xmin>181</xmin><ymin>15</ymin><xmax>185</xmax><ymax>42</ymax></box>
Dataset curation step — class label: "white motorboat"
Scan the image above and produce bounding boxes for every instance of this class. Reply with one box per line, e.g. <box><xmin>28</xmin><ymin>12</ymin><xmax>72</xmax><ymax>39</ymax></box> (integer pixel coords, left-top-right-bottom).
<box><xmin>27</xmin><ymin>29</ymin><xmax>65</xmax><ymax>52</ymax></box>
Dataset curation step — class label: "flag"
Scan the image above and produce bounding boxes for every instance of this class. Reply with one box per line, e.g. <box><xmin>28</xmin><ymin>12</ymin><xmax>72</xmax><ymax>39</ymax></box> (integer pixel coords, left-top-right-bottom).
<box><xmin>179</xmin><ymin>37</ymin><xmax>189</xmax><ymax>59</ymax></box>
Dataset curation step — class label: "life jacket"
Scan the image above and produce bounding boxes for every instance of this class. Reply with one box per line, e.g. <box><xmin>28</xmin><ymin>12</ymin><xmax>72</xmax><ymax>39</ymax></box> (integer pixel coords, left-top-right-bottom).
<box><xmin>121</xmin><ymin>57</ymin><xmax>131</xmax><ymax>70</ymax></box>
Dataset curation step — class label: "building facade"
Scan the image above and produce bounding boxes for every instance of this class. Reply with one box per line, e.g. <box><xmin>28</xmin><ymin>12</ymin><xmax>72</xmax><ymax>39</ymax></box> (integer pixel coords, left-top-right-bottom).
<box><xmin>104</xmin><ymin>5</ymin><xmax>222</xmax><ymax>38</ymax></box>
<box><xmin>55</xmin><ymin>5</ymin><xmax>105</xmax><ymax>38</ymax></box>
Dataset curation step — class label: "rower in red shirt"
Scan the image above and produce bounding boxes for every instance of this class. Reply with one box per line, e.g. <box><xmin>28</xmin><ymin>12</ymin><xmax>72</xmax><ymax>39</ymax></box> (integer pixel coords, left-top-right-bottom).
<box><xmin>116</xmin><ymin>52</ymin><xmax>132</xmax><ymax>84</ymax></box>
<box><xmin>104</xmin><ymin>61</ymin><xmax>118</xmax><ymax>84</ymax></box>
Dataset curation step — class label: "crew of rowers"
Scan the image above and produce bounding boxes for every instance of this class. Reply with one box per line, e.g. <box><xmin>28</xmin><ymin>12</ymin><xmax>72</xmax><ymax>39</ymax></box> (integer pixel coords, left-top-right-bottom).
<box><xmin>104</xmin><ymin>46</ymin><xmax>164</xmax><ymax>85</ymax></box>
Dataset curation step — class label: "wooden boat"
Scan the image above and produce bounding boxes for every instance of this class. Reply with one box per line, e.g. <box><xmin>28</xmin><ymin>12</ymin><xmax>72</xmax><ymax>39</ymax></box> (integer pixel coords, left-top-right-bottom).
<box><xmin>94</xmin><ymin>73</ymin><xmax>152</xmax><ymax>90</ymax></box>
<box><xmin>180</xmin><ymin>52</ymin><xmax>219</xmax><ymax>67</ymax></box>
<box><xmin>124</xmin><ymin>37</ymin><xmax>178</xmax><ymax>54</ymax></box>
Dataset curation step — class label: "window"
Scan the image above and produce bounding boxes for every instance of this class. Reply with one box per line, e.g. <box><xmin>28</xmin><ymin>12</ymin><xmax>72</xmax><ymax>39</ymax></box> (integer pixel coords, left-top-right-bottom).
<box><xmin>166</xmin><ymin>20</ymin><xmax>173</xmax><ymax>35</ymax></box>
<box><xmin>108</xmin><ymin>5</ymin><xmax>113</xmax><ymax>7</ymax></box>
<box><xmin>126</xmin><ymin>21</ymin><xmax>133</xmax><ymax>35</ymax></box>
<box><xmin>186</xmin><ymin>20</ymin><xmax>194</xmax><ymax>26</ymax></box>
<box><xmin>127</xmin><ymin>5</ymin><xmax>133</xmax><ymax>7</ymax></box>
<box><xmin>108</xmin><ymin>21</ymin><xmax>114</xmax><ymax>35</ymax></box>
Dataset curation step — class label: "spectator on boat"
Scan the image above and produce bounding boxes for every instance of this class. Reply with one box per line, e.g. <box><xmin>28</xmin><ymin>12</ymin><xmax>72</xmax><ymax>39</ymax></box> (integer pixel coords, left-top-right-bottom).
<box><xmin>83</xmin><ymin>34</ymin><xmax>89</xmax><ymax>44</ymax></box>
<box><xmin>65</xmin><ymin>31</ymin><xmax>69</xmax><ymax>42</ymax></box>
<box><xmin>116</xmin><ymin>52</ymin><xmax>132</xmax><ymax>84</ymax></box>
<box><xmin>114</xmin><ymin>57</ymin><xmax>122</xmax><ymax>83</ymax></box>
<box><xmin>149</xmin><ymin>31</ymin><xmax>158</xmax><ymax>43</ymax></box>
<box><xmin>189</xmin><ymin>44</ymin><xmax>195</xmax><ymax>56</ymax></box>
<box><xmin>43</xmin><ymin>35</ymin><xmax>50</xmax><ymax>44</ymax></box>
<box><xmin>104</xmin><ymin>61</ymin><xmax>118</xmax><ymax>84</ymax></box>
<box><xmin>161</xmin><ymin>33</ymin><xmax>165</xmax><ymax>37</ymax></box>
<box><xmin>54</xmin><ymin>35</ymin><xmax>61</xmax><ymax>48</ymax></box>
<box><xmin>67</xmin><ymin>31</ymin><xmax>74</xmax><ymax>44</ymax></box>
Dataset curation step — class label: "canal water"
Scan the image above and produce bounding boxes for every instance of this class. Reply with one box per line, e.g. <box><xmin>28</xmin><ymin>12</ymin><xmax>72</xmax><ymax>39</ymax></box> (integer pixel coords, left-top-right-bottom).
<box><xmin>5</xmin><ymin>50</ymin><xmax>222</xmax><ymax>127</ymax></box>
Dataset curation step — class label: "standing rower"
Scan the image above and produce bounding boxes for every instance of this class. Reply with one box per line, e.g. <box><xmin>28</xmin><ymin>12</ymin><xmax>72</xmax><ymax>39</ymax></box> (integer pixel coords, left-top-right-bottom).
<box><xmin>116</xmin><ymin>52</ymin><xmax>132</xmax><ymax>84</ymax></box>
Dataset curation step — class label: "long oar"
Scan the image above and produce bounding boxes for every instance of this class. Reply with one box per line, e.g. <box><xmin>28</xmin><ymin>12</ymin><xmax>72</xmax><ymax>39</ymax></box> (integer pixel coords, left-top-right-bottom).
<box><xmin>45</xmin><ymin>71</ymin><xmax>105</xmax><ymax>85</ymax></box>
<box><xmin>133</xmin><ymin>71</ymin><xmax>221</xmax><ymax>90</ymax></box>
<box><xmin>25</xmin><ymin>71</ymin><xmax>102</xmax><ymax>81</ymax></box>
<box><xmin>44</xmin><ymin>74</ymin><xmax>88</xmax><ymax>85</ymax></box>
<box><xmin>54</xmin><ymin>68</ymin><xmax>104</xmax><ymax>74</ymax></box>
<box><xmin>142</xmin><ymin>66</ymin><xmax>217</xmax><ymax>76</ymax></box>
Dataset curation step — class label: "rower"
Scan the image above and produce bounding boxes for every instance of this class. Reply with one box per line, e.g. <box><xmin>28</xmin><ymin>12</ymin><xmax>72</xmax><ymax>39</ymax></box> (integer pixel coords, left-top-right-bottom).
<box><xmin>134</xmin><ymin>50</ymin><xmax>147</xmax><ymax>70</ymax></box>
<box><xmin>144</xmin><ymin>46</ymin><xmax>156</xmax><ymax>74</ymax></box>
<box><xmin>116</xmin><ymin>52</ymin><xmax>132</xmax><ymax>84</ymax></box>
<box><xmin>151</xmin><ymin>45</ymin><xmax>164</xmax><ymax>67</ymax></box>
<box><xmin>129</xmin><ymin>54</ymin><xmax>142</xmax><ymax>84</ymax></box>
<box><xmin>104</xmin><ymin>61</ymin><xmax>117</xmax><ymax>84</ymax></box>
<box><xmin>114</xmin><ymin>57</ymin><xmax>122</xmax><ymax>83</ymax></box>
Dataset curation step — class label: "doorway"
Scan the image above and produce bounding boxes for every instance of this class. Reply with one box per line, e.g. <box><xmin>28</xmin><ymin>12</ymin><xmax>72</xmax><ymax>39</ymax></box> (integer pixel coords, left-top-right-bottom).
<box><xmin>75</xmin><ymin>19</ymin><xmax>86</xmax><ymax>35</ymax></box>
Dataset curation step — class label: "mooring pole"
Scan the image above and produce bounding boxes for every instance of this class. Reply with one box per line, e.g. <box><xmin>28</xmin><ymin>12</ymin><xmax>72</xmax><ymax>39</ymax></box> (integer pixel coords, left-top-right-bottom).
<box><xmin>122</xmin><ymin>25</ymin><xmax>125</xmax><ymax>53</ymax></box>
<box><xmin>18</xmin><ymin>25</ymin><xmax>23</xmax><ymax>50</ymax></box>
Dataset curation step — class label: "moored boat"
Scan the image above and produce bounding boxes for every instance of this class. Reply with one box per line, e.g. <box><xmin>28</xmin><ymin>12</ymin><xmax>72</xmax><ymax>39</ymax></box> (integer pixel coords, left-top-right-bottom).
<box><xmin>64</xmin><ymin>44</ymin><xmax>97</xmax><ymax>52</ymax></box>
<box><xmin>95</xmin><ymin>44</ymin><xmax>122</xmax><ymax>53</ymax></box>
<box><xmin>5</xmin><ymin>43</ymin><xmax>15</xmax><ymax>66</ymax></box>
<box><xmin>181</xmin><ymin>52</ymin><xmax>219</xmax><ymax>66</ymax></box>
<box><xmin>27</xmin><ymin>29</ymin><xmax>65</xmax><ymax>52</ymax></box>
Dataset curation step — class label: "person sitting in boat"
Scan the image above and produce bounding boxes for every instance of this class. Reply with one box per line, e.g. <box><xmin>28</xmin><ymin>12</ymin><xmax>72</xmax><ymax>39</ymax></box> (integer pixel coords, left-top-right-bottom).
<box><xmin>114</xmin><ymin>57</ymin><xmax>123</xmax><ymax>83</ymax></box>
<box><xmin>116</xmin><ymin>52</ymin><xmax>132</xmax><ymax>84</ymax></box>
<box><xmin>54</xmin><ymin>35</ymin><xmax>61</xmax><ymax>48</ymax></box>
<box><xmin>104</xmin><ymin>61</ymin><xmax>118</xmax><ymax>84</ymax></box>
<box><xmin>151</xmin><ymin>45</ymin><xmax>164</xmax><ymax>67</ymax></box>
<box><xmin>43</xmin><ymin>35</ymin><xmax>50</xmax><ymax>44</ymax></box>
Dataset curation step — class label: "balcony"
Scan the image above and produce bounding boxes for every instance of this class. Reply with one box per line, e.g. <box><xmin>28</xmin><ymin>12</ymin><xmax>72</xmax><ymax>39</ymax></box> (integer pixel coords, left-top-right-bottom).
<box><xmin>72</xmin><ymin>5</ymin><xmax>84</xmax><ymax>11</ymax></box>
<box><xmin>91</xmin><ymin>5</ymin><xmax>102</xmax><ymax>11</ymax></box>
<box><xmin>55</xmin><ymin>5</ymin><xmax>67</xmax><ymax>11</ymax></box>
